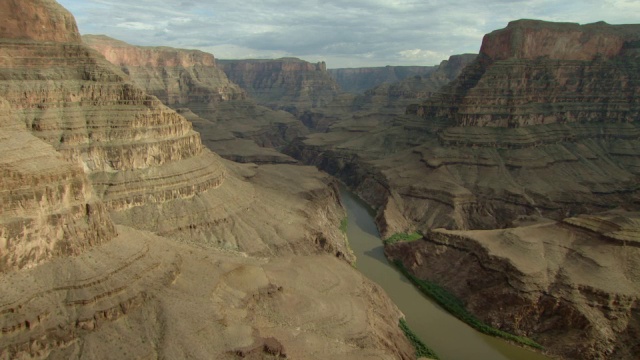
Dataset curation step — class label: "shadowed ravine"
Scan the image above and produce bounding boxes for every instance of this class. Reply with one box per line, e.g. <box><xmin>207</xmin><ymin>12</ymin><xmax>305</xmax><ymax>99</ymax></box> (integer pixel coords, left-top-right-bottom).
<box><xmin>339</xmin><ymin>185</ymin><xmax>552</xmax><ymax>360</ymax></box>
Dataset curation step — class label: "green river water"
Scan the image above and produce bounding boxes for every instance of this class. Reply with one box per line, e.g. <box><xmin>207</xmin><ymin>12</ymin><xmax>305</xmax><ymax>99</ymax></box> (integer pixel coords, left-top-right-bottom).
<box><xmin>339</xmin><ymin>186</ymin><xmax>553</xmax><ymax>360</ymax></box>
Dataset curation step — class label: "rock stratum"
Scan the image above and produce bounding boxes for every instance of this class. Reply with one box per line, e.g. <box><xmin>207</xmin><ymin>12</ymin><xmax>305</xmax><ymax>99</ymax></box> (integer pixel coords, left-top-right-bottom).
<box><xmin>412</xmin><ymin>20</ymin><xmax>640</xmax><ymax>127</ymax></box>
<box><xmin>0</xmin><ymin>1</ymin><xmax>416</xmax><ymax>358</ymax></box>
<box><xmin>85</xmin><ymin>37</ymin><xmax>308</xmax><ymax>164</ymax></box>
<box><xmin>218</xmin><ymin>58</ymin><xmax>341</xmax><ymax>115</ymax></box>
<box><xmin>286</xmin><ymin>20</ymin><xmax>640</xmax><ymax>359</ymax></box>
<box><xmin>82</xmin><ymin>34</ymin><xmax>245</xmax><ymax>115</ymax></box>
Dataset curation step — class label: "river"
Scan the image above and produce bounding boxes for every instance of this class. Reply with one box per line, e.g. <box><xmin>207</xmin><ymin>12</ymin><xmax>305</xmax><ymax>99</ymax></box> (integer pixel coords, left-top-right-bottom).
<box><xmin>339</xmin><ymin>185</ymin><xmax>552</xmax><ymax>360</ymax></box>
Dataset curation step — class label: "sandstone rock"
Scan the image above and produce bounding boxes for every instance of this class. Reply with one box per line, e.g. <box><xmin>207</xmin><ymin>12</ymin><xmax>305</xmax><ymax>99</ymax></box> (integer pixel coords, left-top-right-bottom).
<box><xmin>297</xmin><ymin>54</ymin><xmax>475</xmax><ymax>133</ymax></box>
<box><xmin>85</xmin><ymin>37</ymin><xmax>308</xmax><ymax>164</ymax></box>
<box><xmin>286</xmin><ymin>20</ymin><xmax>640</xmax><ymax>358</ymax></box>
<box><xmin>0</xmin><ymin>0</ymin><xmax>80</xmax><ymax>43</ymax></box>
<box><xmin>0</xmin><ymin>1</ymin><xmax>415</xmax><ymax>359</ymax></box>
<box><xmin>0</xmin><ymin>98</ymin><xmax>116</xmax><ymax>272</ymax></box>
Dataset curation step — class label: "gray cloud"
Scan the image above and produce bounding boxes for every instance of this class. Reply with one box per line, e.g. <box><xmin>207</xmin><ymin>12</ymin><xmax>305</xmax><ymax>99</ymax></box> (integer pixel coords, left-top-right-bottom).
<box><xmin>58</xmin><ymin>0</ymin><xmax>640</xmax><ymax>68</ymax></box>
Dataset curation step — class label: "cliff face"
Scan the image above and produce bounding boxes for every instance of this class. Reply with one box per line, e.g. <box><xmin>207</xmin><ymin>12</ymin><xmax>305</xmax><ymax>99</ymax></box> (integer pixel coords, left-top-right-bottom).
<box><xmin>412</xmin><ymin>20</ymin><xmax>640</xmax><ymax>127</ymax></box>
<box><xmin>83</xmin><ymin>35</ymin><xmax>245</xmax><ymax>114</ymax></box>
<box><xmin>328</xmin><ymin>65</ymin><xmax>437</xmax><ymax>94</ymax></box>
<box><xmin>218</xmin><ymin>58</ymin><xmax>341</xmax><ymax>114</ymax></box>
<box><xmin>386</xmin><ymin>215</ymin><xmax>640</xmax><ymax>359</ymax></box>
<box><xmin>0</xmin><ymin>98</ymin><xmax>116</xmax><ymax>272</ymax></box>
<box><xmin>0</xmin><ymin>0</ymin><xmax>80</xmax><ymax>43</ymax></box>
<box><xmin>0</xmin><ymin>1</ymin><xmax>415</xmax><ymax>358</ymax></box>
<box><xmin>359</xmin><ymin>54</ymin><xmax>477</xmax><ymax>107</ymax></box>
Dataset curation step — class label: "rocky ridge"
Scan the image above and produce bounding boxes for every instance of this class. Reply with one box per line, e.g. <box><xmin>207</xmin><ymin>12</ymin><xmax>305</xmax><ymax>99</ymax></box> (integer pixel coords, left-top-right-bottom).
<box><xmin>0</xmin><ymin>1</ymin><xmax>415</xmax><ymax>358</ymax></box>
<box><xmin>385</xmin><ymin>215</ymin><xmax>640</xmax><ymax>359</ymax></box>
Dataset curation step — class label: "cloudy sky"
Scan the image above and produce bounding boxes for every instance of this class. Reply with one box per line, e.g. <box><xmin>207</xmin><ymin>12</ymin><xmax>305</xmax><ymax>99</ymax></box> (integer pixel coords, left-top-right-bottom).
<box><xmin>57</xmin><ymin>0</ymin><xmax>639</xmax><ymax>68</ymax></box>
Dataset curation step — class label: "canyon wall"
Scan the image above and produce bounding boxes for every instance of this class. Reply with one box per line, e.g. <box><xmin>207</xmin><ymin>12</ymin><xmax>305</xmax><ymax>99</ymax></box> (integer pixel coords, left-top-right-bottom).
<box><xmin>328</xmin><ymin>65</ymin><xmax>437</xmax><ymax>94</ymax></box>
<box><xmin>85</xmin><ymin>37</ymin><xmax>309</xmax><ymax>164</ymax></box>
<box><xmin>83</xmin><ymin>35</ymin><xmax>245</xmax><ymax>116</ymax></box>
<box><xmin>412</xmin><ymin>20</ymin><xmax>640</xmax><ymax>127</ymax></box>
<box><xmin>0</xmin><ymin>1</ymin><xmax>416</xmax><ymax>359</ymax></box>
<box><xmin>386</xmin><ymin>215</ymin><xmax>640</xmax><ymax>359</ymax></box>
<box><xmin>218</xmin><ymin>58</ymin><xmax>341</xmax><ymax>115</ymax></box>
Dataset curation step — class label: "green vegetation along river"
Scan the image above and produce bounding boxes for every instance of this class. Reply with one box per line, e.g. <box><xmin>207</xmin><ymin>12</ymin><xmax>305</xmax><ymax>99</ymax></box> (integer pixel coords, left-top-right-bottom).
<box><xmin>339</xmin><ymin>185</ymin><xmax>552</xmax><ymax>360</ymax></box>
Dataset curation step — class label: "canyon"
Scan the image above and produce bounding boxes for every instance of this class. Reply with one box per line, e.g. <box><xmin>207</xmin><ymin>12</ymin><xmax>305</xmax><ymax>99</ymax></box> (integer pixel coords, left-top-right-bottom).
<box><xmin>0</xmin><ymin>0</ymin><xmax>416</xmax><ymax>359</ymax></box>
<box><xmin>2</xmin><ymin>1</ymin><xmax>640</xmax><ymax>359</ymax></box>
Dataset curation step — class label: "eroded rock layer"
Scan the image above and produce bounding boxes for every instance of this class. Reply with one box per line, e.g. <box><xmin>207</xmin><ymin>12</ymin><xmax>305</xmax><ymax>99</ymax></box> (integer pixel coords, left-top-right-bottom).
<box><xmin>82</xmin><ymin>35</ymin><xmax>245</xmax><ymax>115</ymax></box>
<box><xmin>286</xmin><ymin>20</ymin><xmax>640</xmax><ymax>359</ymax></box>
<box><xmin>0</xmin><ymin>98</ymin><xmax>116</xmax><ymax>273</ymax></box>
<box><xmin>218</xmin><ymin>58</ymin><xmax>341</xmax><ymax>115</ymax></box>
<box><xmin>0</xmin><ymin>1</ymin><xmax>415</xmax><ymax>359</ymax></box>
<box><xmin>85</xmin><ymin>37</ymin><xmax>308</xmax><ymax>164</ymax></box>
<box><xmin>0</xmin><ymin>226</ymin><xmax>414</xmax><ymax>359</ymax></box>
<box><xmin>413</xmin><ymin>20</ymin><xmax>640</xmax><ymax>127</ymax></box>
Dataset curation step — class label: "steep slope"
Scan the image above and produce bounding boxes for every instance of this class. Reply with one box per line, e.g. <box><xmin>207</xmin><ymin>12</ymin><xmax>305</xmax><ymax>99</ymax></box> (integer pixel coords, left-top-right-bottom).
<box><xmin>82</xmin><ymin>34</ymin><xmax>245</xmax><ymax>116</ymax></box>
<box><xmin>218</xmin><ymin>58</ymin><xmax>341</xmax><ymax>115</ymax></box>
<box><xmin>85</xmin><ymin>37</ymin><xmax>307</xmax><ymax>164</ymax></box>
<box><xmin>0</xmin><ymin>1</ymin><xmax>416</xmax><ymax>358</ymax></box>
<box><xmin>328</xmin><ymin>65</ymin><xmax>437</xmax><ymax>94</ymax></box>
<box><xmin>0</xmin><ymin>98</ymin><xmax>116</xmax><ymax>273</ymax></box>
<box><xmin>386</xmin><ymin>215</ymin><xmax>640</xmax><ymax>359</ymax></box>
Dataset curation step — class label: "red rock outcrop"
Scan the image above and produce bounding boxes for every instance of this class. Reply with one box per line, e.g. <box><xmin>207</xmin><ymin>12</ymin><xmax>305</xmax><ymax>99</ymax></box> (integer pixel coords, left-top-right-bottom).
<box><xmin>413</xmin><ymin>20</ymin><xmax>640</xmax><ymax>127</ymax></box>
<box><xmin>482</xmin><ymin>20</ymin><xmax>633</xmax><ymax>62</ymax></box>
<box><xmin>0</xmin><ymin>0</ymin><xmax>80</xmax><ymax>43</ymax></box>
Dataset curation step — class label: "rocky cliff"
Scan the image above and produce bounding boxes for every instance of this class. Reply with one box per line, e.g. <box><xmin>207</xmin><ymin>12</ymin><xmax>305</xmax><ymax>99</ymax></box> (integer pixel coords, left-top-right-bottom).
<box><xmin>218</xmin><ymin>58</ymin><xmax>341</xmax><ymax>115</ymax></box>
<box><xmin>413</xmin><ymin>20</ymin><xmax>640</xmax><ymax>127</ymax></box>
<box><xmin>386</xmin><ymin>215</ymin><xmax>640</xmax><ymax>359</ymax></box>
<box><xmin>328</xmin><ymin>65</ymin><xmax>437</xmax><ymax>94</ymax></box>
<box><xmin>85</xmin><ymin>37</ymin><xmax>308</xmax><ymax>164</ymax></box>
<box><xmin>0</xmin><ymin>1</ymin><xmax>415</xmax><ymax>358</ymax></box>
<box><xmin>82</xmin><ymin>35</ymin><xmax>245</xmax><ymax>115</ymax></box>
